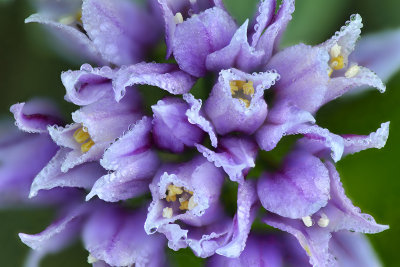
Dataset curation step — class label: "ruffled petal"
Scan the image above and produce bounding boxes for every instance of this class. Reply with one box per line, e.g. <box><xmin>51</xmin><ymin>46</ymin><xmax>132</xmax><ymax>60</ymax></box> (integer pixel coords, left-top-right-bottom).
<box><xmin>255</xmin><ymin>0</ymin><xmax>295</xmax><ymax>62</ymax></box>
<box><xmin>113</xmin><ymin>63</ymin><xmax>196</xmax><ymax>102</ymax></box>
<box><xmin>172</xmin><ymin>7</ymin><xmax>236</xmax><ymax>77</ymax></box>
<box><xmin>61</xmin><ymin>64</ymin><xmax>115</xmax><ymax>106</ymax></box>
<box><xmin>87</xmin><ymin>117</ymin><xmax>159</xmax><ymax>202</ymax></box>
<box><xmin>152</xmin><ymin>97</ymin><xmax>205</xmax><ymax>153</ymax></box>
<box><xmin>250</xmin><ymin>0</ymin><xmax>276</xmax><ymax>47</ymax></box>
<box><xmin>82</xmin><ymin>0</ymin><xmax>159</xmax><ymax>66</ymax></box>
<box><xmin>204</xmin><ymin>68</ymin><xmax>279</xmax><ymax>135</ymax></box>
<box><xmin>196</xmin><ymin>136</ymin><xmax>258</xmax><ymax>184</ymax></box>
<box><xmin>206</xmin><ymin>20</ymin><xmax>265</xmax><ymax>73</ymax></box>
<box><xmin>83</xmin><ymin>205</ymin><xmax>166</xmax><ymax>267</ymax></box>
<box><xmin>183</xmin><ymin>93</ymin><xmax>218</xmax><ymax>147</ymax></box>
<box><xmin>30</xmin><ymin>148</ymin><xmax>104</xmax><ymax>198</ymax></box>
<box><xmin>10</xmin><ymin>100</ymin><xmax>63</xmax><ymax>134</ymax></box>
<box><xmin>257</xmin><ymin>150</ymin><xmax>330</xmax><ymax>219</ymax></box>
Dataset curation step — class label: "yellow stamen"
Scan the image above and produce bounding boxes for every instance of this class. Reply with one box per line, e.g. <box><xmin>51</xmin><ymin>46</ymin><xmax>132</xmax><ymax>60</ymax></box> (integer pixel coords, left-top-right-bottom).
<box><xmin>243</xmin><ymin>81</ymin><xmax>254</xmax><ymax>95</ymax></box>
<box><xmin>73</xmin><ymin>127</ymin><xmax>90</xmax><ymax>143</ymax></box>
<box><xmin>166</xmin><ymin>195</ymin><xmax>176</xmax><ymax>202</ymax></box>
<box><xmin>330</xmin><ymin>44</ymin><xmax>342</xmax><ymax>58</ymax></box>
<box><xmin>229</xmin><ymin>80</ymin><xmax>254</xmax><ymax>108</ymax></box>
<box><xmin>327</xmin><ymin>68</ymin><xmax>333</xmax><ymax>77</ymax></box>
<box><xmin>330</xmin><ymin>55</ymin><xmax>345</xmax><ymax>70</ymax></box>
<box><xmin>239</xmin><ymin>98</ymin><xmax>250</xmax><ymax>108</ymax></box>
<box><xmin>162</xmin><ymin>207</ymin><xmax>173</xmax><ymax>218</ymax></box>
<box><xmin>345</xmin><ymin>64</ymin><xmax>360</xmax><ymax>78</ymax></box>
<box><xmin>179</xmin><ymin>200</ymin><xmax>189</xmax><ymax>210</ymax></box>
<box><xmin>81</xmin><ymin>139</ymin><xmax>95</xmax><ymax>153</ymax></box>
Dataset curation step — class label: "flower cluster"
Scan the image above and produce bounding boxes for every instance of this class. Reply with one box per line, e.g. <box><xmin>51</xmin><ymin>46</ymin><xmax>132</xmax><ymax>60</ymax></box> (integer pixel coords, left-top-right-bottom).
<box><xmin>2</xmin><ymin>0</ymin><xmax>399</xmax><ymax>266</ymax></box>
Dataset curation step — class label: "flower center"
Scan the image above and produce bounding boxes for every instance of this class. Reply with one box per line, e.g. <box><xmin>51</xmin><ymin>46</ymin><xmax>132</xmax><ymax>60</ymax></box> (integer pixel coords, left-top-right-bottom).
<box><xmin>230</xmin><ymin>80</ymin><xmax>254</xmax><ymax>108</ymax></box>
<box><xmin>162</xmin><ymin>184</ymin><xmax>197</xmax><ymax>218</ymax></box>
<box><xmin>73</xmin><ymin>126</ymin><xmax>95</xmax><ymax>153</ymax></box>
<box><xmin>328</xmin><ymin>44</ymin><xmax>360</xmax><ymax>78</ymax></box>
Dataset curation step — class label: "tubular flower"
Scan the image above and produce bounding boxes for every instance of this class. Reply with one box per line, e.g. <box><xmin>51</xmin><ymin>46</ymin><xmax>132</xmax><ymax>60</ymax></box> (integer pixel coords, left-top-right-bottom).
<box><xmin>3</xmin><ymin>0</ymin><xmax>398</xmax><ymax>266</ymax></box>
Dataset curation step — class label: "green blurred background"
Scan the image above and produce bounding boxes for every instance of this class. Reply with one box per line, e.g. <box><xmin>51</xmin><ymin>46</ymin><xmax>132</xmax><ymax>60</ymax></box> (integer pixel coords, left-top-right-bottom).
<box><xmin>0</xmin><ymin>0</ymin><xmax>399</xmax><ymax>266</ymax></box>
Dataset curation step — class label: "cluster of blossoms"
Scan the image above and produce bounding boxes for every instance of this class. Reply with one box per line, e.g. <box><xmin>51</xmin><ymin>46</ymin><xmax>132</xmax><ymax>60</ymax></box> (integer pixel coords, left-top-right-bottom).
<box><xmin>2</xmin><ymin>0</ymin><xmax>400</xmax><ymax>266</ymax></box>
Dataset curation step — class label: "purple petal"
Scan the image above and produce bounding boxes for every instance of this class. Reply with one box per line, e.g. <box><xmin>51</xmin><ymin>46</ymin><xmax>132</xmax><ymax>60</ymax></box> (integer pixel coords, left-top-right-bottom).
<box><xmin>82</xmin><ymin>0</ymin><xmax>159</xmax><ymax>66</ymax></box>
<box><xmin>255</xmin><ymin>0</ymin><xmax>295</xmax><ymax>62</ymax></box>
<box><xmin>216</xmin><ymin>180</ymin><xmax>259</xmax><ymax>257</ymax></box>
<box><xmin>250</xmin><ymin>0</ymin><xmax>276</xmax><ymax>47</ymax></box>
<box><xmin>25</xmin><ymin>13</ymin><xmax>102</xmax><ymax>63</ymax></box>
<box><xmin>206</xmin><ymin>20</ymin><xmax>265</xmax><ymax>73</ymax></box>
<box><xmin>330</xmin><ymin>231</ymin><xmax>383</xmax><ymax>267</ymax></box>
<box><xmin>83</xmin><ymin>205</ymin><xmax>166</xmax><ymax>267</ymax></box>
<box><xmin>266</xmin><ymin>43</ymin><xmax>330</xmax><ymax>114</ymax></box>
<box><xmin>257</xmin><ymin>150</ymin><xmax>330</xmax><ymax>219</ymax></box>
<box><xmin>87</xmin><ymin>117</ymin><xmax>159</xmax><ymax>202</ymax></box>
<box><xmin>10</xmin><ymin>100</ymin><xmax>63</xmax><ymax>133</ymax></box>
<box><xmin>152</xmin><ymin>97</ymin><xmax>205</xmax><ymax>153</ymax></box>
<box><xmin>183</xmin><ymin>93</ymin><xmax>218</xmax><ymax>147</ymax></box>
<box><xmin>204</xmin><ymin>68</ymin><xmax>279</xmax><ymax>135</ymax></box>
<box><xmin>30</xmin><ymin>148</ymin><xmax>104</xmax><ymax>198</ymax></box>
<box><xmin>196</xmin><ymin>136</ymin><xmax>258</xmax><ymax>184</ymax></box>
<box><xmin>172</xmin><ymin>7</ymin><xmax>236</xmax><ymax>77</ymax></box>
<box><xmin>113</xmin><ymin>63</ymin><xmax>196</xmax><ymax>102</ymax></box>
<box><xmin>61</xmin><ymin>64</ymin><xmax>115</xmax><ymax>106</ymax></box>
<box><xmin>350</xmin><ymin>28</ymin><xmax>400</xmax><ymax>82</ymax></box>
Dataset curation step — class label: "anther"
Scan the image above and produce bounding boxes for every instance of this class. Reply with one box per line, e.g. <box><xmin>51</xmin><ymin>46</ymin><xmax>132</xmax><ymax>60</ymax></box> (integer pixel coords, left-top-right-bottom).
<box><xmin>87</xmin><ymin>254</ymin><xmax>98</xmax><ymax>264</ymax></box>
<box><xmin>73</xmin><ymin>127</ymin><xmax>90</xmax><ymax>143</ymax></box>
<box><xmin>174</xmin><ymin>12</ymin><xmax>184</xmax><ymax>24</ymax></box>
<box><xmin>302</xmin><ymin>216</ymin><xmax>313</xmax><ymax>227</ymax></box>
<box><xmin>162</xmin><ymin>207</ymin><xmax>173</xmax><ymax>218</ymax></box>
<box><xmin>81</xmin><ymin>139</ymin><xmax>95</xmax><ymax>153</ymax></box>
<box><xmin>330</xmin><ymin>44</ymin><xmax>342</xmax><ymax>58</ymax></box>
<box><xmin>317</xmin><ymin>213</ymin><xmax>329</xmax><ymax>228</ymax></box>
<box><xmin>188</xmin><ymin>196</ymin><xmax>197</xmax><ymax>210</ymax></box>
<box><xmin>345</xmin><ymin>64</ymin><xmax>360</xmax><ymax>78</ymax></box>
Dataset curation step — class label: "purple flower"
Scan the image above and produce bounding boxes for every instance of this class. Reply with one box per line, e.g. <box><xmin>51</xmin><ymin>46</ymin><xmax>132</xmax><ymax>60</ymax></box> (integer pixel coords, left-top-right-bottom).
<box><xmin>27</xmin><ymin>0</ymin><xmax>161</xmax><ymax>65</ymax></box>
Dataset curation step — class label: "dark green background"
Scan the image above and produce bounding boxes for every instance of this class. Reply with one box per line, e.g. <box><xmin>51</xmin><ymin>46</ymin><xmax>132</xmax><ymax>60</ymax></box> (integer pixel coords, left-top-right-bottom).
<box><xmin>0</xmin><ymin>0</ymin><xmax>399</xmax><ymax>266</ymax></box>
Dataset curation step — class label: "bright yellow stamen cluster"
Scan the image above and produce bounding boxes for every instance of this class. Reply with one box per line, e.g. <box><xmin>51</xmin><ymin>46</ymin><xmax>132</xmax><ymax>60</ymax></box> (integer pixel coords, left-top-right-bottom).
<box><xmin>73</xmin><ymin>127</ymin><xmax>95</xmax><ymax>153</ymax></box>
<box><xmin>230</xmin><ymin>80</ymin><xmax>254</xmax><ymax>108</ymax></box>
<box><xmin>164</xmin><ymin>184</ymin><xmax>197</xmax><ymax>214</ymax></box>
<box><xmin>330</xmin><ymin>55</ymin><xmax>345</xmax><ymax>70</ymax></box>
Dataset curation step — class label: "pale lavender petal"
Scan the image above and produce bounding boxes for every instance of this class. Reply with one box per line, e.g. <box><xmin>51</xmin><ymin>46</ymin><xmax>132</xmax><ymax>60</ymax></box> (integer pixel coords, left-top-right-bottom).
<box><xmin>257</xmin><ymin>150</ymin><xmax>330</xmax><ymax>219</ymax></box>
<box><xmin>87</xmin><ymin>117</ymin><xmax>159</xmax><ymax>202</ymax></box>
<box><xmin>266</xmin><ymin>43</ymin><xmax>330</xmax><ymax>114</ymax></box>
<box><xmin>216</xmin><ymin>180</ymin><xmax>259</xmax><ymax>257</ymax></box>
<box><xmin>342</xmin><ymin>122</ymin><xmax>390</xmax><ymax>157</ymax></box>
<box><xmin>255</xmin><ymin>0</ymin><xmax>295</xmax><ymax>62</ymax></box>
<box><xmin>183</xmin><ymin>93</ymin><xmax>218</xmax><ymax>147</ymax></box>
<box><xmin>30</xmin><ymin>149</ymin><xmax>105</xmax><ymax>198</ymax></box>
<box><xmin>330</xmin><ymin>231</ymin><xmax>382</xmax><ymax>267</ymax></box>
<box><xmin>204</xmin><ymin>68</ymin><xmax>279</xmax><ymax>135</ymax></box>
<box><xmin>196</xmin><ymin>136</ymin><xmax>258</xmax><ymax>184</ymax></box>
<box><xmin>250</xmin><ymin>0</ymin><xmax>276</xmax><ymax>47</ymax></box>
<box><xmin>172</xmin><ymin>7</ymin><xmax>236</xmax><ymax>77</ymax></box>
<box><xmin>25</xmin><ymin>13</ymin><xmax>102</xmax><ymax>63</ymax></box>
<box><xmin>152</xmin><ymin>97</ymin><xmax>205</xmax><ymax>153</ymax></box>
<box><xmin>113</xmin><ymin>63</ymin><xmax>196</xmax><ymax>102</ymax></box>
<box><xmin>10</xmin><ymin>100</ymin><xmax>63</xmax><ymax>134</ymax></box>
<box><xmin>350</xmin><ymin>28</ymin><xmax>400</xmax><ymax>82</ymax></box>
<box><xmin>83</xmin><ymin>205</ymin><xmax>166</xmax><ymax>267</ymax></box>
<box><xmin>206</xmin><ymin>20</ymin><xmax>265</xmax><ymax>73</ymax></box>
<box><xmin>61</xmin><ymin>64</ymin><xmax>115</xmax><ymax>106</ymax></box>
<box><xmin>82</xmin><ymin>0</ymin><xmax>159</xmax><ymax>66</ymax></box>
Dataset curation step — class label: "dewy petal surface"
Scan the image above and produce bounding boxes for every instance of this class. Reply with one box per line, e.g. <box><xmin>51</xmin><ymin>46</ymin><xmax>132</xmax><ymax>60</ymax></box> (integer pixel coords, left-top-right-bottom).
<box><xmin>172</xmin><ymin>7</ymin><xmax>237</xmax><ymax>77</ymax></box>
<box><xmin>152</xmin><ymin>97</ymin><xmax>205</xmax><ymax>153</ymax></box>
<box><xmin>205</xmin><ymin>68</ymin><xmax>279</xmax><ymax>135</ymax></box>
<box><xmin>257</xmin><ymin>150</ymin><xmax>330</xmax><ymax>219</ymax></box>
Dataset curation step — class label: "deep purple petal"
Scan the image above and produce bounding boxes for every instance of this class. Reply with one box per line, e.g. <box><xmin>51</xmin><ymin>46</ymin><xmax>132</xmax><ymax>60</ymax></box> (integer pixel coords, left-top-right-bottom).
<box><xmin>10</xmin><ymin>100</ymin><xmax>63</xmax><ymax>133</ymax></box>
<box><xmin>258</xmin><ymin>150</ymin><xmax>330</xmax><ymax>219</ymax></box>
<box><xmin>204</xmin><ymin>68</ymin><xmax>278</xmax><ymax>135</ymax></box>
<box><xmin>196</xmin><ymin>136</ymin><xmax>258</xmax><ymax>184</ymax></box>
<box><xmin>172</xmin><ymin>7</ymin><xmax>236</xmax><ymax>77</ymax></box>
<box><xmin>113</xmin><ymin>63</ymin><xmax>196</xmax><ymax>102</ymax></box>
<box><xmin>83</xmin><ymin>205</ymin><xmax>166</xmax><ymax>267</ymax></box>
<box><xmin>152</xmin><ymin>97</ymin><xmax>205</xmax><ymax>153</ymax></box>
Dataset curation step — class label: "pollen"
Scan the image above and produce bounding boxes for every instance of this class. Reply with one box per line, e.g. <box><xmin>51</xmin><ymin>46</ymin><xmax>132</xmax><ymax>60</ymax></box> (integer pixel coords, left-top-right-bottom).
<box><xmin>162</xmin><ymin>207</ymin><xmax>173</xmax><ymax>218</ymax></box>
<box><xmin>330</xmin><ymin>55</ymin><xmax>345</xmax><ymax>70</ymax></box>
<box><xmin>188</xmin><ymin>196</ymin><xmax>197</xmax><ymax>210</ymax></box>
<box><xmin>174</xmin><ymin>12</ymin><xmax>184</xmax><ymax>24</ymax></box>
<box><xmin>345</xmin><ymin>64</ymin><xmax>360</xmax><ymax>78</ymax></box>
<box><xmin>302</xmin><ymin>216</ymin><xmax>313</xmax><ymax>227</ymax></box>
<box><xmin>317</xmin><ymin>213</ymin><xmax>330</xmax><ymax>228</ymax></box>
<box><xmin>164</xmin><ymin>184</ymin><xmax>197</xmax><ymax>212</ymax></box>
<box><xmin>73</xmin><ymin>127</ymin><xmax>90</xmax><ymax>143</ymax></box>
<box><xmin>330</xmin><ymin>44</ymin><xmax>342</xmax><ymax>58</ymax></box>
<box><xmin>179</xmin><ymin>200</ymin><xmax>189</xmax><ymax>210</ymax></box>
<box><xmin>81</xmin><ymin>139</ymin><xmax>95</xmax><ymax>153</ymax></box>
<box><xmin>230</xmin><ymin>80</ymin><xmax>254</xmax><ymax>108</ymax></box>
